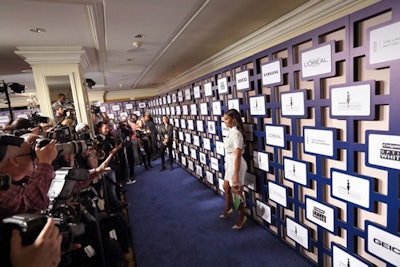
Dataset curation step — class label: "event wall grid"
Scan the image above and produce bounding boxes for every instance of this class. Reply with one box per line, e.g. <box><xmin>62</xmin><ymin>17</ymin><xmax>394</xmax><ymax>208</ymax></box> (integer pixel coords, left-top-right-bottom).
<box><xmin>5</xmin><ymin>1</ymin><xmax>398</xmax><ymax>266</ymax></box>
<box><xmin>145</xmin><ymin>1</ymin><xmax>400</xmax><ymax>266</ymax></box>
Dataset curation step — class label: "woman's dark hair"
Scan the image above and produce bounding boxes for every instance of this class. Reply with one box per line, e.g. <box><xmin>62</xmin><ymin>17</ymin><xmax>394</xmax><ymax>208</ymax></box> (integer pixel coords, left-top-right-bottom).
<box><xmin>225</xmin><ymin>109</ymin><xmax>244</xmax><ymax>135</ymax></box>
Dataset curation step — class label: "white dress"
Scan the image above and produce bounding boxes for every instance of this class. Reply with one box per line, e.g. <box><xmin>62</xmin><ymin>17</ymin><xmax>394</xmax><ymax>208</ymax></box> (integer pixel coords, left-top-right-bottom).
<box><xmin>223</xmin><ymin>126</ymin><xmax>247</xmax><ymax>186</ymax></box>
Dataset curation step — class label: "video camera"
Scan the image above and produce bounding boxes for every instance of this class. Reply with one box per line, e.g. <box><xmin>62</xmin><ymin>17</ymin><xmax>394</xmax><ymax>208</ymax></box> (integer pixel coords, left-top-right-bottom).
<box><xmin>90</xmin><ymin>105</ymin><xmax>101</xmax><ymax>114</ymax></box>
<box><xmin>2</xmin><ymin>168</ymin><xmax>90</xmax><ymax>251</ymax></box>
<box><xmin>29</xmin><ymin>112</ymin><xmax>50</xmax><ymax>127</ymax></box>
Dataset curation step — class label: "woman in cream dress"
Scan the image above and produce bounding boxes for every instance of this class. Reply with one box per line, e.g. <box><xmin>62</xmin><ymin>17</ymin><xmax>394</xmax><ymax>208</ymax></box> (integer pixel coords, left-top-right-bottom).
<box><xmin>219</xmin><ymin>109</ymin><xmax>248</xmax><ymax>229</ymax></box>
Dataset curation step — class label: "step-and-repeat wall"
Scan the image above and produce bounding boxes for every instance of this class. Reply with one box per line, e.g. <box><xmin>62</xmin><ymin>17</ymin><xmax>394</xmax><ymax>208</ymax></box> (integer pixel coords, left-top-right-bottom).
<box><xmin>2</xmin><ymin>1</ymin><xmax>399</xmax><ymax>266</ymax></box>
<box><xmin>145</xmin><ymin>1</ymin><xmax>400</xmax><ymax>266</ymax></box>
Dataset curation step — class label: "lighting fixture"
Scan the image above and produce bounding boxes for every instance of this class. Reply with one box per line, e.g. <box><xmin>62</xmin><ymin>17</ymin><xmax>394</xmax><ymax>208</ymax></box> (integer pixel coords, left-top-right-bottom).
<box><xmin>132</xmin><ymin>41</ymin><xmax>143</xmax><ymax>48</ymax></box>
<box><xmin>29</xmin><ymin>27</ymin><xmax>46</xmax><ymax>33</ymax></box>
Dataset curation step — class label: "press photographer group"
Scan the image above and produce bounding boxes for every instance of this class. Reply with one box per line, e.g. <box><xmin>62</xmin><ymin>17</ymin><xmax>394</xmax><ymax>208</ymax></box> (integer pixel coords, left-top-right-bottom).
<box><xmin>0</xmin><ymin>112</ymin><xmax>133</xmax><ymax>267</ymax></box>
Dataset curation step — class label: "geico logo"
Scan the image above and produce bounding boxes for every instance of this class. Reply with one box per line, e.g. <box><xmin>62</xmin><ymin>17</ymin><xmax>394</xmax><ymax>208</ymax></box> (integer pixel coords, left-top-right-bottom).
<box><xmin>373</xmin><ymin>238</ymin><xmax>400</xmax><ymax>255</ymax></box>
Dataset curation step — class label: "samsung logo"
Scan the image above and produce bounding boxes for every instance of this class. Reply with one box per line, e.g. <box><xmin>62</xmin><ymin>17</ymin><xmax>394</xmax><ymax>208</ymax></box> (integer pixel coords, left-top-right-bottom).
<box><xmin>263</xmin><ymin>70</ymin><xmax>279</xmax><ymax>77</ymax></box>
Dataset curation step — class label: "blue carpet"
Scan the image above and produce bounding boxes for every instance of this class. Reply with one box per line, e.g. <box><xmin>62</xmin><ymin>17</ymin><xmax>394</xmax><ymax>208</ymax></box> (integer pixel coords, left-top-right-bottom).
<box><xmin>126</xmin><ymin>160</ymin><xmax>314</xmax><ymax>267</ymax></box>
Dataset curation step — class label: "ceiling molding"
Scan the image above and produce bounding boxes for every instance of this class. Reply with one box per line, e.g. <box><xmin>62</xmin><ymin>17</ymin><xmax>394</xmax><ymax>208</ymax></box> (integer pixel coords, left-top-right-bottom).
<box><xmin>15</xmin><ymin>46</ymin><xmax>91</xmax><ymax>68</ymax></box>
<box><xmin>159</xmin><ymin>0</ymin><xmax>380</xmax><ymax>92</ymax></box>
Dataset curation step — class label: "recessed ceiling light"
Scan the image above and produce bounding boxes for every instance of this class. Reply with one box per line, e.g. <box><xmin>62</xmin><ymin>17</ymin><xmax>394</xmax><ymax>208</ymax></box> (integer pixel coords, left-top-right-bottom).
<box><xmin>132</xmin><ymin>41</ymin><xmax>143</xmax><ymax>48</ymax></box>
<box><xmin>134</xmin><ymin>34</ymin><xmax>144</xmax><ymax>38</ymax></box>
<box><xmin>29</xmin><ymin>28</ymin><xmax>46</xmax><ymax>33</ymax></box>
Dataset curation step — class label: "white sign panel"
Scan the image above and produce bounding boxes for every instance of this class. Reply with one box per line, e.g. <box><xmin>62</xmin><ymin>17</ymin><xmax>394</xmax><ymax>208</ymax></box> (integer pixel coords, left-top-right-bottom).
<box><xmin>212</xmin><ymin>101</ymin><xmax>222</xmax><ymax>115</ymax></box>
<box><xmin>196</xmin><ymin>120</ymin><xmax>204</xmax><ymax>132</ymax></box>
<box><xmin>244</xmin><ymin>172</ymin><xmax>256</xmax><ymax>190</ymax></box>
<box><xmin>193</xmin><ymin>135</ymin><xmax>200</xmax><ymax>147</ymax></box>
<box><xmin>204</xmin><ymin>82</ymin><xmax>213</xmax><ymax>97</ymax></box>
<box><xmin>301</xmin><ymin>43</ymin><xmax>333</xmax><ymax>79</ymax></box>
<box><xmin>228</xmin><ymin>99</ymin><xmax>240</xmax><ymax>112</ymax></box>
<box><xmin>304</xmin><ymin>128</ymin><xmax>334</xmax><ymax>157</ymax></box>
<box><xmin>206</xmin><ymin>170</ymin><xmax>213</xmax><ymax>184</ymax></box>
<box><xmin>236</xmin><ymin>70</ymin><xmax>250</xmax><ymax>90</ymax></box>
<box><xmin>218</xmin><ymin>77</ymin><xmax>228</xmax><ymax>94</ymax></box>
<box><xmin>261</xmin><ymin>60</ymin><xmax>282</xmax><ymax>86</ymax></box>
<box><xmin>333</xmin><ymin>244</ymin><xmax>368</xmax><ymax>267</ymax></box>
<box><xmin>253</xmin><ymin>151</ymin><xmax>269</xmax><ymax>172</ymax></box>
<box><xmin>249</xmin><ymin>95</ymin><xmax>266</xmax><ymax>115</ymax></box>
<box><xmin>185</xmin><ymin>88</ymin><xmax>191</xmax><ymax>100</ymax></box>
<box><xmin>284</xmin><ymin>158</ymin><xmax>307</xmax><ymax>186</ymax></box>
<box><xmin>210</xmin><ymin>157</ymin><xmax>219</xmax><ymax>171</ymax></box>
<box><xmin>187</xmin><ymin>120</ymin><xmax>194</xmax><ymax>130</ymax></box>
<box><xmin>368</xmin><ymin>133</ymin><xmax>400</xmax><ymax>170</ymax></box>
<box><xmin>203</xmin><ymin>138</ymin><xmax>211</xmax><ymax>151</ymax></box>
<box><xmin>200</xmin><ymin>102</ymin><xmax>208</xmax><ymax>115</ymax></box>
<box><xmin>199</xmin><ymin>152</ymin><xmax>206</xmax><ymax>165</ymax></box>
<box><xmin>196</xmin><ymin>165</ymin><xmax>202</xmax><ymax>177</ymax></box>
<box><xmin>193</xmin><ymin>86</ymin><xmax>201</xmax><ymax>99</ymax></box>
<box><xmin>369</xmin><ymin>21</ymin><xmax>400</xmax><ymax>65</ymax></box>
<box><xmin>332</xmin><ymin>170</ymin><xmax>370</xmax><ymax>208</ymax></box>
<box><xmin>190</xmin><ymin>148</ymin><xmax>197</xmax><ymax>160</ymax></box>
<box><xmin>268</xmin><ymin>182</ymin><xmax>287</xmax><ymax>207</ymax></box>
<box><xmin>281</xmin><ymin>91</ymin><xmax>305</xmax><ymax>116</ymax></box>
<box><xmin>185</xmin><ymin>133</ymin><xmax>191</xmax><ymax>144</ymax></box>
<box><xmin>207</xmin><ymin>121</ymin><xmax>216</xmax><ymax>134</ymax></box>
<box><xmin>265</xmin><ymin>125</ymin><xmax>285</xmax><ymax>148</ymax></box>
<box><xmin>256</xmin><ymin>200</ymin><xmax>272</xmax><ymax>224</ymax></box>
<box><xmin>111</xmin><ymin>105</ymin><xmax>120</xmax><ymax>111</ymax></box>
<box><xmin>367</xmin><ymin>225</ymin><xmax>400</xmax><ymax>266</ymax></box>
<box><xmin>331</xmin><ymin>84</ymin><xmax>371</xmax><ymax>116</ymax></box>
<box><xmin>306</xmin><ymin>198</ymin><xmax>335</xmax><ymax>232</ymax></box>
<box><xmin>190</xmin><ymin>103</ymin><xmax>197</xmax><ymax>115</ymax></box>
<box><xmin>286</xmin><ymin>217</ymin><xmax>309</xmax><ymax>249</ymax></box>
<box><xmin>215</xmin><ymin>140</ymin><xmax>225</xmax><ymax>156</ymax></box>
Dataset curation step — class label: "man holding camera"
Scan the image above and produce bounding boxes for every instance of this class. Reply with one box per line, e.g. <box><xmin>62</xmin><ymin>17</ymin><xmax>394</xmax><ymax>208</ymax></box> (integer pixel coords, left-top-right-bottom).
<box><xmin>0</xmin><ymin>134</ymin><xmax>58</xmax><ymax>220</ymax></box>
<box><xmin>0</xmin><ymin>134</ymin><xmax>60</xmax><ymax>267</ymax></box>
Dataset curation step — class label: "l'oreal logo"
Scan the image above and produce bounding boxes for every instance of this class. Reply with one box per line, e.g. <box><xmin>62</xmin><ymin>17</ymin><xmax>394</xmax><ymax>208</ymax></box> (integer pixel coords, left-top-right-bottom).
<box><xmin>373</xmin><ymin>238</ymin><xmax>400</xmax><ymax>255</ymax></box>
<box><xmin>303</xmin><ymin>57</ymin><xmax>328</xmax><ymax>68</ymax></box>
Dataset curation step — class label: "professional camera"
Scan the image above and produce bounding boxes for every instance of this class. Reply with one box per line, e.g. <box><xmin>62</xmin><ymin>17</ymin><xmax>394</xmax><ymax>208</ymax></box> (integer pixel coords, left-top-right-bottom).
<box><xmin>0</xmin><ymin>173</ymin><xmax>11</xmax><ymax>191</ymax></box>
<box><xmin>2</xmin><ymin>168</ymin><xmax>89</xmax><ymax>252</ymax></box>
<box><xmin>42</xmin><ymin>124</ymin><xmax>77</xmax><ymax>143</ymax></box>
<box><xmin>36</xmin><ymin>137</ymin><xmax>89</xmax><ymax>156</ymax></box>
<box><xmin>29</xmin><ymin>112</ymin><xmax>50</xmax><ymax>127</ymax></box>
<box><xmin>77</xmin><ymin>132</ymin><xmax>104</xmax><ymax>148</ymax></box>
<box><xmin>90</xmin><ymin>105</ymin><xmax>101</xmax><ymax>114</ymax></box>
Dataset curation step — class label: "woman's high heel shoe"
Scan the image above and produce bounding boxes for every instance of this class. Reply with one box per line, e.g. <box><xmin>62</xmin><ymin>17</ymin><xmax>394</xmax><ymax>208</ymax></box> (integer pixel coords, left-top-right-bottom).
<box><xmin>232</xmin><ymin>216</ymin><xmax>247</xmax><ymax>230</ymax></box>
<box><xmin>219</xmin><ymin>208</ymin><xmax>233</xmax><ymax>219</ymax></box>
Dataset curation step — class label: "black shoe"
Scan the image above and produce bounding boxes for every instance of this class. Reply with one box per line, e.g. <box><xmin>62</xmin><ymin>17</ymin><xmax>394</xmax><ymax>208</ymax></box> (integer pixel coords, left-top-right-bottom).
<box><xmin>144</xmin><ymin>165</ymin><xmax>149</xmax><ymax>170</ymax></box>
<box><xmin>169</xmin><ymin>165</ymin><xmax>173</xmax><ymax>170</ymax></box>
<box><xmin>161</xmin><ymin>165</ymin><xmax>166</xmax><ymax>171</ymax></box>
<box><xmin>148</xmin><ymin>163</ymin><xmax>153</xmax><ymax>168</ymax></box>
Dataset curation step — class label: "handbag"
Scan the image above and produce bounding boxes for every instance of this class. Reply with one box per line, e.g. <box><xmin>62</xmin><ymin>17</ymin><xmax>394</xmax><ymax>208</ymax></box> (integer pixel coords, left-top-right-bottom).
<box><xmin>232</xmin><ymin>192</ymin><xmax>243</xmax><ymax>210</ymax></box>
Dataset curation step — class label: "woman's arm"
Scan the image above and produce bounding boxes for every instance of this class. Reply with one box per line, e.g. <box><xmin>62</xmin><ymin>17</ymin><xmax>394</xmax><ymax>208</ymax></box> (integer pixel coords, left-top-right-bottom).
<box><xmin>232</xmin><ymin>147</ymin><xmax>242</xmax><ymax>186</ymax></box>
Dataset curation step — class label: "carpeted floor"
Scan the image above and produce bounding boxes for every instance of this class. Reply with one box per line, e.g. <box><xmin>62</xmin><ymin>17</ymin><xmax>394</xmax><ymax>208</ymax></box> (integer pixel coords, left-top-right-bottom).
<box><xmin>125</xmin><ymin>160</ymin><xmax>314</xmax><ymax>267</ymax></box>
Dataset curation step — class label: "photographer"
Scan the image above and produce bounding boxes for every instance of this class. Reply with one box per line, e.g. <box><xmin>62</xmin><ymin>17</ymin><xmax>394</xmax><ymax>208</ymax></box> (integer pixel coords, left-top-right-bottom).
<box><xmin>0</xmin><ymin>134</ymin><xmax>57</xmax><ymax>220</ymax></box>
<box><xmin>116</xmin><ymin>116</ymin><xmax>135</xmax><ymax>182</ymax></box>
<box><xmin>136</xmin><ymin>118</ymin><xmax>152</xmax><ymax>170</ymax></box>
<box><xmin>8</xmin><ymin>217</ymin><xmax>62</xmax><ymax>267</ymax></box>
<box><xmin>96</xmin><ymin>121</ymin><xmax>129</xmax><ymax>212</ymax></box>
